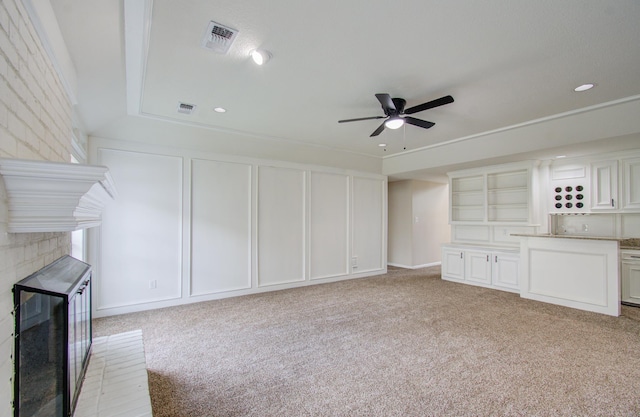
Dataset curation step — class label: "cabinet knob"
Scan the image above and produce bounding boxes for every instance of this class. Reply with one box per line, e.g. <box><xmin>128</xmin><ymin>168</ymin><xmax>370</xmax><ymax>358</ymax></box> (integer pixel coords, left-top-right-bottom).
<box><xmin>460</xmin><ymin>252</ymin><xmax>463</xmax><ymax>259</ymax></box>
<box><xmin>486</xmin><ymin>255</ymin><xmax>489</xmax><ymax>262</ymax></box>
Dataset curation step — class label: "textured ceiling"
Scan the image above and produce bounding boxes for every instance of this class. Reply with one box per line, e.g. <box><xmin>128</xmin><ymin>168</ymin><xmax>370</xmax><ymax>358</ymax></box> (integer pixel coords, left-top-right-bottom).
<box><xmin>50</xmin><ymin>0</ymin><xmax>640</xmax><ymax>173</ymax></box>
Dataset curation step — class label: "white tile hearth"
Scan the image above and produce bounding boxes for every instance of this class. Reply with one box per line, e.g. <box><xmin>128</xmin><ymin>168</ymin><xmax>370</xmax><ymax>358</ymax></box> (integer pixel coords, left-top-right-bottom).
<box><xmin>74</xmin><ymin>330</ymin><xmax>152</xmax><ymax>417</ymax></box>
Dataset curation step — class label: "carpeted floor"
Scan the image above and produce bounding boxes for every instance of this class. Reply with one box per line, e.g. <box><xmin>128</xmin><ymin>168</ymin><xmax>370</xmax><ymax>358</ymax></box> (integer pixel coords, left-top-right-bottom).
<box><xmin>93</xmin><ymin>266</ymin><xmax>640</xmax><ymax>416</ymax></box>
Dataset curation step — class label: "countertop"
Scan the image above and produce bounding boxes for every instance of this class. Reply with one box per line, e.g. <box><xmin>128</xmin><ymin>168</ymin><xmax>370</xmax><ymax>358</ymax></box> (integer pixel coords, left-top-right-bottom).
<box><xmin>511</xmin><ymin>234</ymin><xmax>640</xmax><ymax>249</ymax></box>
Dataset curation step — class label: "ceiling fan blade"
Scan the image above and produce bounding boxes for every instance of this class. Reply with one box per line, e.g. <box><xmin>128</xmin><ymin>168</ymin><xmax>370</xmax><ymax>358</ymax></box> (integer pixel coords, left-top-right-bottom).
<box><xmin>404</xmin><ymin>95</ymin><xmax>454</xmax><ymax>115</ymax></box>
<box><xmin>375</xmin><ymin>93</ymin><xmax>396</xmax><ymax>113</ymax></box>
<box><xmin>338</xmin><ymin>116</ymin><xmax>385</xmax><ymax>123</ymax></box>
<box><xmin>404</xmin><ymin>116</ymin><xmax>435</xmax><ymax>129</ymax></box>
<box><xmin>370</xmin><ymin>122</ymin><xmax>386</xmax><ymax>137</ymax></box>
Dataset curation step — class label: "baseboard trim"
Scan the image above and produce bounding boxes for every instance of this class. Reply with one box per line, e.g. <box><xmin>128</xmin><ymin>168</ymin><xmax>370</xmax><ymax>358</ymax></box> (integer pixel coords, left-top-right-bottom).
<box><xmin>387</xmin><ymin>262</ymin><xmax>441</xmax><ymax>270</ymax></box>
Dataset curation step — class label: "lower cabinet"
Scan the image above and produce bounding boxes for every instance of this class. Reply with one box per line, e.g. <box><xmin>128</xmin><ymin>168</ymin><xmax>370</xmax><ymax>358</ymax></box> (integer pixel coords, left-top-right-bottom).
<box><xmin>442</xmin><ymin>245</ymin><xmax>520</xmax><ymax>292</ymax></box>
<box><xmin>442</xmin><ymin>247</ymin><xmax>465</xmax><ymax>281</ymax></box>
<box><xmin>621</xmin><ymin>250</ymin><xmax>640</xmax><ymax>306</ymax></box>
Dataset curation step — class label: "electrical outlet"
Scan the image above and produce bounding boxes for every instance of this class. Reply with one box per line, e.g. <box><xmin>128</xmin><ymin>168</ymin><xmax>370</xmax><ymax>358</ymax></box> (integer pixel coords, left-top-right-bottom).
<box><xmin>582</xmin><ymin>224</ymin><xmax>589</xmax><ymax>232</ymax></box>
<box><xmin>149</xmin><ymin>280</ymin><xmax>157</xmax><ymax>289</ymax></box>
<box><xmin>351</xmin><ymin>257</ymin><xmax>358</xmax><ymax>268</ymax></box>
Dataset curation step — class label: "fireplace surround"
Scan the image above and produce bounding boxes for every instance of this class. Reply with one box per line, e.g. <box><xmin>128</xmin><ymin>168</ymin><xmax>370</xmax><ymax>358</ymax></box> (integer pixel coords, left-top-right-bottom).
<box><xmin>13</xmin><ymin>255</ymin><xmax>92</xmax><ymax>417</ymax></box>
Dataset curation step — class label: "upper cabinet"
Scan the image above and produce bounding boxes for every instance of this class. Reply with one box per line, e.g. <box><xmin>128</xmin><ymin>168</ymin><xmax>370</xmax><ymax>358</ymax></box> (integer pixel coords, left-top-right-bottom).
<box><xmin>589</xmin><ymin>156</ymin><xmax>640</xmax><ymax>213</ymax></box>
<box><xmin>449</xmin><ymin>162</ymin><xmax>538</xmax><ymax>225</ymax></box>
<box><xmin>549</xmin><ymin>151</ymin><xmax>640</xmax><ymax>214</ymax></box>
<box><xmin>622</xmin><ymin>157</ymin><xmax>640</xmax><ymax>211</ymax></box>
<box><xmin>591</xmin><ymin>160</ymin><xmax>618</xmax><ymax>211</ymax></box>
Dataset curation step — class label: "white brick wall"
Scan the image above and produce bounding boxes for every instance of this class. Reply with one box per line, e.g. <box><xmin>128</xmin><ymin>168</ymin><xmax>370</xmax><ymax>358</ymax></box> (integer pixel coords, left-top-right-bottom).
<box><xmin>0</xmin><ymin>0</ymin><xmax>74</xmax><ymax>416</ymax></box>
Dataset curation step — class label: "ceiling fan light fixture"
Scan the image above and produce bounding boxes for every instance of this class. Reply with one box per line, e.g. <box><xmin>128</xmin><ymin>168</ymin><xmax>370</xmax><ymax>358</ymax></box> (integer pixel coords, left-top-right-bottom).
<box><xmin>385</xmin><ymin>117</ymin><xmax>404</xmax><ymax>130</ymax></box>
<box><xmin>250</xmin><ymin>49</ymin><xmax>271</xmax><ymax>65</ymax></box>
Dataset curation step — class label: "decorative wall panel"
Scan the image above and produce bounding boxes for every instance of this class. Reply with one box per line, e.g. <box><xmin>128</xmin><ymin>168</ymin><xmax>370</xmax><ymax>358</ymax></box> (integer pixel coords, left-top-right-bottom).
<box><xmin>191</xmin><ymin>159</ymin><xmax>251</xmax><ymax>295</ymax></box>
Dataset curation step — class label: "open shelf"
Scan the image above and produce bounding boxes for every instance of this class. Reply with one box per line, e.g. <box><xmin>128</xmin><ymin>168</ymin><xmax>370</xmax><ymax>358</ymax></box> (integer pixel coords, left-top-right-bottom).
<box><xmin>486</xmin><ymin>170</ymin><xmax>529</xmax><ymax>222</ymax></box>
<box><xmin>450</xmin><ymin>168</ymin><xmax>532</xmax><ymax>224</ymax></box>
<box><xmin>451</xmin><ymin>175</ymin><xmax>485</xmax><ymax>222</ymax></box>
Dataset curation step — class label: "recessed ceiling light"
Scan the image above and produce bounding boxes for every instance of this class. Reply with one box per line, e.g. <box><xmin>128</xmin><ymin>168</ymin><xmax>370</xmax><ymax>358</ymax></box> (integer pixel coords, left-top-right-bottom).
<box><xmin>378</xmin><ymin>143</ymin><xmax>386</xmax><ymax>147</ymax></box>
<box><xmin>213</xmin><ymin>107</ymin><xmax>226</xmax><ymax>113</ymax></box>
<box><xmin>574</xmin><ymin>83</ymin><xmax>595</xmax><ymax>92</ymax></box>
<box><xmin>555</xmin><ymin>155</ymin><xmax>566</xmax><ymax>159</ymax></box>
<box><xmin>250</xmin><ymin>49</ymin><xmax>271</xmax><ymax>65</ymax></box>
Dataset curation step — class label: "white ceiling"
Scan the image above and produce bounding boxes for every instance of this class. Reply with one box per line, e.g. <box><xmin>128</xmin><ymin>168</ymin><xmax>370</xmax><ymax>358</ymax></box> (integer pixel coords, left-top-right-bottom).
<box><xmin>49</xmin><ymin>0</ymin><xmax>640</xmax><ymax>180</ymax></box>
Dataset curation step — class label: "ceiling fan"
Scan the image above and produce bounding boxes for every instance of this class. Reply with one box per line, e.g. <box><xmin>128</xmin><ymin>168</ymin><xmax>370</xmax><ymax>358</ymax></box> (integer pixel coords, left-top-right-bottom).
<box><xmin>338</xmin><ymin>94</ymin><xmax>454</xmax><ymax>137</ymax></box>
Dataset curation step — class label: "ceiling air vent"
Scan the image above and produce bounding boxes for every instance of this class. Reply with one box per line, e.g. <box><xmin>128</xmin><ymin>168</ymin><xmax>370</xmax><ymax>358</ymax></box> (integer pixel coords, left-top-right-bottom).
<box><xmin>177</xmin><ymin>102</ymin><xmax>196</xmax><ymax>115</ymax></box>
<box><xmin>201</xmin><ymin>21</ymin><xmax>239</xmax><ymax>54</ymax></box>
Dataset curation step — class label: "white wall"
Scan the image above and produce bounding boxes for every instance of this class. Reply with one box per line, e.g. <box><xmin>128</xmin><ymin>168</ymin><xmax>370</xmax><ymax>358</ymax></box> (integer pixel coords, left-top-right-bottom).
<box><xmin>0</xmin><ymin>1</ymin><xmax>75</xmax><ymax>416</ymax></box>
<box><xmin>191</xmin><ymin>159</ymin><xmax>252</xmax><ymax>294</ymax></box>
<box><xmin>387</xmin><ymin>181</ymin><xmax>413</xmax><ymax>266</ymax></box>
<box><xmin>387</xmin><ymin>180</ymin><xmax>450</xmax><ymax>269</ymax></box>
<box><xmin>90</xmin><ymin>138</ymin><xmax>387</xmax><ymax>317</ymax></box>
<box><xmin>309</xmin><ymin>172</ymin><xmax>349</xmax><ymax>279</ymax></box>
<box><xmin>411</xmin><ymin>181</ymin><xmax>451</xmax><ymax>266</ymax></box>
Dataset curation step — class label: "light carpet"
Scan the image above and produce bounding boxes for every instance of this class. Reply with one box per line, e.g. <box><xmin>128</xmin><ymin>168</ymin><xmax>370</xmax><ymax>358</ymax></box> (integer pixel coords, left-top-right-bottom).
<box><xmin>93</xmin><ymin>266</ymin><xmax>640</xmax><ymax>416</ymax></box>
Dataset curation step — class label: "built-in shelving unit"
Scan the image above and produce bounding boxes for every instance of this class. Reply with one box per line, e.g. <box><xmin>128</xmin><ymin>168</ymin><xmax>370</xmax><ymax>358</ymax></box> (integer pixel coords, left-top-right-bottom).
<box><xmin>451</xmin><ymin>175</ymin><xmax>485</xmax><ymax>222</ymax></box>
<box><xmin>487</xmin><ymin>170</ymin><xmax>529</xmax><ymax>222</ymax></box>
<box><xmin>449</xmin><ymin>163</ymin><xmax>536</xmax><ymax>226</ymax></box>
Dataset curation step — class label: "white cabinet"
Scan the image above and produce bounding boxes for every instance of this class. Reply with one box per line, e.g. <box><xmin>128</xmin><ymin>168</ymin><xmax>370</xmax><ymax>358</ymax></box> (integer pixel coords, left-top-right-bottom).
<box><xmin>442</xmin><ymin>245</ymin><xmax>519</xmax><ymax>293</ymax></box>
<box><xmin>492</xmin><ymin>252</ymin><xmax>520</xmax><ymax>290</ymax></box>
<box><xmin>621</xmin><ymin>250</ymin><xmax>640</xmax><ymax>306</ymax></box>
<box><xmin>622</xmin><ymin>157</ymin><xmax>640</xmax><ymax>211</ymax></box>
<box><xmin>442</xmin><ymin>247</ymin><xmax>465</xmax><ymax>281</ymax></box>
<box><xmin>591</xmin><ymin>160</ymin><xmax>618</xmax><ymax>210</ymax></box>
<box><xmin>589</xmin><ymin>156</ymin><xmax>640</xmax><ymax>212</ymax></box>
<box><xmin>466</xmin><ymin>250</ymin><xmax>492</xmax><ymax>285</ymax></box>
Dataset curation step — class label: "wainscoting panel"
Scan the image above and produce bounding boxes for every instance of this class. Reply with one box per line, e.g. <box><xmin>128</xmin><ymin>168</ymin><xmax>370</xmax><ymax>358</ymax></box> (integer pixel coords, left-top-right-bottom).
<box><xmin>97</xmin><ymin>149</ymin><xmax>183</xmax><ymax>310</ymax></box>
<box><xmin>309</xmin><ymin>172</ymin><xmax>349</xmax><ymax>280</ymax></box>
<box><xmin>90</xmin><ymin>138</ymin><xmax>387</xmax><ymax>317</ymax></box>
<box><xmin>257</xmin><ymin>166</ymin><xmax>306</xmax><ymax>286</ymax></box>
<box><xmin>190</xmin><ymin>159</ymin><xmax>252</xmax><ymax>296</ymax></box>
<box><xmin>352</xmin><ymin>176</ymin><xmax>385</xmax><ymax>273</ymax></box>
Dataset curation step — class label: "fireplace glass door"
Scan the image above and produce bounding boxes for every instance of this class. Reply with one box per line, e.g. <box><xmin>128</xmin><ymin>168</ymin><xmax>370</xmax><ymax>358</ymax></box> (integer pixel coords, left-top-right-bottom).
<box><xmin>14</xmin><ymin>255</ymin><xmax>92</xmax><ymax>417</ymax></box>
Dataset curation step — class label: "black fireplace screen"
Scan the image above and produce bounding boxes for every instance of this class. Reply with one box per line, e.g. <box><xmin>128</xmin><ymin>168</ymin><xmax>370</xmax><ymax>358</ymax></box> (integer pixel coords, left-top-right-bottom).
<box><xmin>14</xmin><ymin>255</ymin><xmax>92</xmax><ymax>417</ymax></box>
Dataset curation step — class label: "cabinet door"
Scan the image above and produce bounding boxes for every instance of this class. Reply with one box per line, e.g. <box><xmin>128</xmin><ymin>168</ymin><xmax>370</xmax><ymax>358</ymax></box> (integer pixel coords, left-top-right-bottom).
<box><xmin>591</xmin><ymin>160</ymin><xmax>618</xmax><ymax>210</ymax></box>
<box><xmin>621</xmin><ymin>262</ymin><xmax>640</xmax><ymax>305</ymax></box>
<box><xmin>442</xmin><ymin>248</ymin><xmax>465</xmax><ymax>281</ymax></box>
<box><xmin>622</xmin><ymin>157</ymin><xmax>640</xmax><ymax>211</ymax></box>
<box><xmin>465</xmin><ymin>250</ymin><xmax>492</xmax><ymax>285</ymax></box>
<box><xmin>492</xmin><ymin>253</ymin><xmax>520</xmax><ymax>290</ymax></box>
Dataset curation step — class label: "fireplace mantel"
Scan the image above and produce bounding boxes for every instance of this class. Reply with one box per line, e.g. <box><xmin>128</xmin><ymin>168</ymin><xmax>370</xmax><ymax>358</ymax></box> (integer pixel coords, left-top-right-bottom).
<box><xmin>0</xmin><ymin>158</ymin><xmax>117</xmax><ymax>233</ymax></box>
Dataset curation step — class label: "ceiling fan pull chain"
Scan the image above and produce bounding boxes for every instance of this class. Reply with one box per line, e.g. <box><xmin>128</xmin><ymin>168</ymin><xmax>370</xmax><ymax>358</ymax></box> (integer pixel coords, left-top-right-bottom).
<box><xmin>403</xmin><ymin>124</ymin><xmax>407</xmax><ymax>150</ymax></box>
